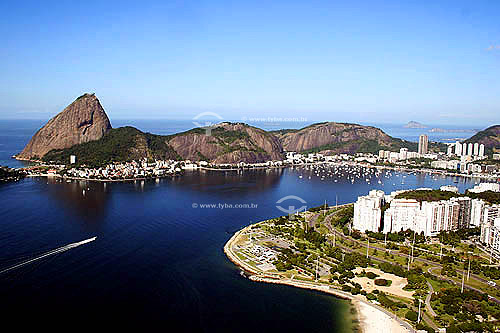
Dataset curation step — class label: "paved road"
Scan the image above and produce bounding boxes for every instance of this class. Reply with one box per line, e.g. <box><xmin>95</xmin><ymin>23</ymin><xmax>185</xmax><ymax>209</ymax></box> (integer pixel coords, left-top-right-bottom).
<box><xmin>425</xmin><ymin>281</ymin><xmax>437</xmax><ymax>317</ymax></box>
<box><xmin>320</xmin><ymin>210</ymin><xmax>500</xmax><ymax>290</ymax></box>
<box><xmin>319</xmin><ymin>211</ymin><xmax>500</xmax><ymax>306</ymax></box>
<box><xmin>407</xmin><ymin>299</ymin><xmax>439</xmax><ymax>331</ymax></box>
<box><xmin>425</xmin><ymin>266</ymin><xmax>500</xmax><ymax>305</ymax></box>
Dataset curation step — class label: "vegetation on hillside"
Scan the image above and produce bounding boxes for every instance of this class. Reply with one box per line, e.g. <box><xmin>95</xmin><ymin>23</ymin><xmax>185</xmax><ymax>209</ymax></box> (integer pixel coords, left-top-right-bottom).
<box><xmin>169</xmin><ymin>124</ymin><xmax>270</xmax><ymax>157</ymax></box>
<box><xmin>43</xmin><ymin>126</ymin><xmax>179</xmax><ymax>167</ymax></box>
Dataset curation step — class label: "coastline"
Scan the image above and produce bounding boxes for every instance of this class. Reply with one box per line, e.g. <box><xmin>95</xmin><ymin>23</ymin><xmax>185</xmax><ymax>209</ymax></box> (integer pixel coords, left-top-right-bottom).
<box><xmin>24</xmin><ymin>173</ymin><xmax>180</xmax><ymax>183</ymax></box>
<box><xmin>223</xmin><ymin>222</ymin><xmax>413</xmax><ymax>333</ymax></box>
<box><xmin>19</xmin><ymin>159</ymin><xmax>498</xmax><ymax>183</ymax></box>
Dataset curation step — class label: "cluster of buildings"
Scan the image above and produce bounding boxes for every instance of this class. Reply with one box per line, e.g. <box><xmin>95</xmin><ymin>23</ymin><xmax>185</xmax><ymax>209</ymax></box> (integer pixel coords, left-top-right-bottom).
<box><xmin>377</xmin><ymin>143</ymin><xmax>494</xmax><ymax>177</ymax></box>
<box><xmin>377</xmin><ymin>135</ymin><xmax>438</xmax><ymax>162</ymax></box>
<box><xmin>449</xmin><ymin>141</ymin><xmax>485</xmax><ymax>158</ymax></box>
<box><xmin>378</xmin><ymin>134</ymin><xmax>434</xmax><ymax>161</ymax></box>
<box><xmin>353</xmin><ymin>183</ymin><xmax>500</xmax><ymax>241</ymax></box>
<box><xmin>64</xmin><ymin>159</ymin><xmax>184</xmax><ymax>179</ymax></box>
<box><xmin>377</xmin><ymin>148</ymin><xmax>427</xmax><ymax>162</ymax></box>
<box><xmin>374</xmin><ymin>133</ymin><xmax>496</xmax><ymax>177</ymax></box>
<box><xmin>376</xmin><ymin>146</ymin><xmax>493</xmax><ymax>175</ymax></box>
<box><xmin>469</xmin><ymin>182</ymin><xmax>500</xmax><ymax>193</ymax></box>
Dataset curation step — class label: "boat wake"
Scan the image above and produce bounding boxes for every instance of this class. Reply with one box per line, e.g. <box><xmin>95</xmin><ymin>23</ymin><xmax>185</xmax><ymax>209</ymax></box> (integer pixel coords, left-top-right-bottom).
<box><xmin>0</xmin><ymin>237</ymin><xmax>96</xmax><ymax>275</ymax></box>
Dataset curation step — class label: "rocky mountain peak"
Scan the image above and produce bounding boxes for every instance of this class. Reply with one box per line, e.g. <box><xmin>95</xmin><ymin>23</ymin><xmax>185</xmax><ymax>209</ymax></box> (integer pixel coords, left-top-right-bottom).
<box><xmin>17</xmin><ymin>93</ymin><xmax>112</xmax><ymax>160</ymax></box>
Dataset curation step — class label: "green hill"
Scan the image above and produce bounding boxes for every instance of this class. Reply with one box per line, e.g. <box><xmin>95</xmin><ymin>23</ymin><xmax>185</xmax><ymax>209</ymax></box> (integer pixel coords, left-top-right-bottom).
<box><xmin>465</xmin><ymin>125</ymin><xmax>500</xmax><ymax>155</ymax></box>
<box><xmin>43</xmin><ymin>127</ymin><xmax>179</xmax><ymax>167</ymax></box>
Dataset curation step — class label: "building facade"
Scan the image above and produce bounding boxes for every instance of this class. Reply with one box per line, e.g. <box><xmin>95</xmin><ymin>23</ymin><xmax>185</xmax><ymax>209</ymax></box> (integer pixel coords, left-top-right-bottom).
<box><xmin>353</xmin><ymin>190</ymin><xmax>385</xmax><ymax>233</ymax></box>
<box><xmin>418</xmin><ymin>134</ymin><xmax>429</xmax><ymax>155</ymax></box>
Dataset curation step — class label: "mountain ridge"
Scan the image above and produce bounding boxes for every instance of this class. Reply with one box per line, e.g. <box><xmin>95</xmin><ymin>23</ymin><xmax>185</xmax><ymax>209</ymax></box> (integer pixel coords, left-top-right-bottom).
<box><xmin>18</xmin><ymin>94</ymin><xmax>497</xmax><ymax>166</ymax></box>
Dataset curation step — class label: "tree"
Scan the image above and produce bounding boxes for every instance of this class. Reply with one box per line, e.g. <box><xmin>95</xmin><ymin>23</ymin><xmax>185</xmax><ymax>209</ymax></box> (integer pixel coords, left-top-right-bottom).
<box><xmin>405</xmin><ymin>310</ymin><xmax>418</xmax><ymax>322</ymax></box>
<box><xmin>375</xmin><ymin>278</ymin><xmax>390</xmax><ymax>286</ymax></box>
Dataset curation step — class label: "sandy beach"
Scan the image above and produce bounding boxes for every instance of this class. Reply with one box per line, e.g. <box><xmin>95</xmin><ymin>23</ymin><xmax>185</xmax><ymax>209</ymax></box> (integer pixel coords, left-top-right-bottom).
<box><xmin>356</xmin><ymin>300</ymin><xmax>411</xmax><ymax>333</ymax></box>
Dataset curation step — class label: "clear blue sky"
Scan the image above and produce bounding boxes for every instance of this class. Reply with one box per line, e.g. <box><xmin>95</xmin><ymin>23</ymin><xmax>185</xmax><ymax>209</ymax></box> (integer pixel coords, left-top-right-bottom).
<box><xmin>0</xmin><ymin>0</ymin><xmax>499</xmax><ymax>126</ymax></box>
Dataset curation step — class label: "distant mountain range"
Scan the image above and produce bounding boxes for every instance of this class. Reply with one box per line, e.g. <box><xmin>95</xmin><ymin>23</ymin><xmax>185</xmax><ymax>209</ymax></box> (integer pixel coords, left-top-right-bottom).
<box><xmin>15</xmin><ymin>94</ymin><xmax>498</xmax><ymax>166</ymax></box>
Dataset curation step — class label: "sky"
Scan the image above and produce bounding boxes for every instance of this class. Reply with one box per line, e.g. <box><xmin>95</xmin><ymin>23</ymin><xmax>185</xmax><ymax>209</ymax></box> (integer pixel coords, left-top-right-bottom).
<box><xmin>0</xmin><ymin>0</ymin><xmax>499</xmax><ymax>126</ymax></box>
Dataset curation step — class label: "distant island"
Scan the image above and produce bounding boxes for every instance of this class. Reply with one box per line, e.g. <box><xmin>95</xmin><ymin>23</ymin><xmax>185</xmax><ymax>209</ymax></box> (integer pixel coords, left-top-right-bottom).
<box><xmin>404</xmin><ymin>121</ymin><xmax>427</xmax><ymax>129</ymax></box>
<box><xmin>429</xmin><ymin>128</ymin><xmax>477</xmax><ymax>133</ymax></box>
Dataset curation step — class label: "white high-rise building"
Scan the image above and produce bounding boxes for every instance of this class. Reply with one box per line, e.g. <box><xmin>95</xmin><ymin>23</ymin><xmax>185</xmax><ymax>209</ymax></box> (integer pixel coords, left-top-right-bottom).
<box><xmin>468</xmin><ymin>143</ymin><xmax>473</xmax><ymax>156</ymax></box>
<box><xmin>379</xmin><ymin>194</ymin><xmax>467</xmax><ymax>236</ymax></box>
<box><xmin>418</xmin><ymin>134</ymin><xmax>429</xmax><ymax>155</ymax></box>
<box><xmin>480</xmin><ymin>205</ymin><xmax>500</xmax><ymax>249</ymax></box>
<box><xmin>480</xmin><ymin>217</ymin><xmax>500</xmax><ymax>252</ymax></box>
<box><xmin>462</xmin><ymin>143</ymin><xmax>467</xmax><ymax>156</ymax></box>
<box><xmin>354</xmin><ymin>189</ymin><xmax>498</xmax><ymax>238</ymax></box>
<box><xmin>383</xmin><ymin>199</ymin><xmax>420</xmax><ymax>234</ymax></box>
<box><xmin>473</xmin><ymin>143</ymin><xmax>479</xmax><ymax>156</ymax></box>
<box><xmin>447</xmin><ymin>145</ymin><xmax>453</xmax><ymax>156</ymax></box>
<box><xmin>399</xmin><ymin>148</ymin><xmax>408</xmax><ymax>160</ymax></box>
<box><xmin>418</xmin><ymin>200</ymin><xmax>460</xmax><ymax>236</ymax></box>
<box><xmin>452</xmin><ymin>197</ymin><xmax>471</xmax><ymax>229</ymax></box>
<box><xmin>353</xmin><ymin>190</ymin><xmax>385</xmax><ymax>233</ymax></box>
<box><xmin>470</xmin><ymin>199</ymin><xmax>485</xmax><ymax>227</ymax></box>
<box><xmin>479</xmin><ymin>144</ymin><xmax>485</xmax><ymax>157</ymax></box>
<box><xmin>455</xmin><ymin>141</ymin><xmax>462</xmax><ymax>156</ymax></box>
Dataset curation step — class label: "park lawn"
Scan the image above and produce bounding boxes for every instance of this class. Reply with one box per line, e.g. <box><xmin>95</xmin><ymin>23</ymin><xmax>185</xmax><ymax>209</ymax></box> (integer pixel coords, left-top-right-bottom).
<box><xmin>428</xmin><ymin>276</ymin><xmax>454</xmax><ymax>291</ymax></box>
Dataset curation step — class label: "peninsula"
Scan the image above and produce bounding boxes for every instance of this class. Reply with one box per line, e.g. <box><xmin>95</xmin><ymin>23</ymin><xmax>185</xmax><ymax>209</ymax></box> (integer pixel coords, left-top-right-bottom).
<box><xmin>225</xmin><ymin>190</ymin><xmax>500</xmax><ymax>333</ymax></box>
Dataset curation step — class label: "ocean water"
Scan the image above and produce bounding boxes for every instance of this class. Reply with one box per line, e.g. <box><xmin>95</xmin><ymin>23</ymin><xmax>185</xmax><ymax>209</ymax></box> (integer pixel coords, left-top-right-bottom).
<box><xmin>0</xmin><ymin>120</ymin><xmax>480</xmax><ymax>331</ymax></box>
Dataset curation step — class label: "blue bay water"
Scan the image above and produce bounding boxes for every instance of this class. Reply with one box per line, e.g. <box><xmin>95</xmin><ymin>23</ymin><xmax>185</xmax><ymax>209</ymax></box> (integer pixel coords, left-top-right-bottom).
<box><xmin>0</xmin><ymin>119</ymin><xmax>480</xmax><ymax>331</ymax></box>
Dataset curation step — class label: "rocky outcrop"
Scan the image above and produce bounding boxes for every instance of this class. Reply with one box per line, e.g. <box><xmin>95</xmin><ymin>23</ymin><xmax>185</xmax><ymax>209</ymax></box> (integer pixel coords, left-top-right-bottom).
<box><xmin>276</xmin><ymin>122</ymin><xmax>396</xmax><ymax>154</ymax></box>
<box><xmin>167</xmin><ymin>122</ymin><xmax>283</xmax><ymax>163</ymax></box>
<box><xmin>17</xmin><ymin>93</ymin><xmax>112</xmax><ymax>160</ymax></box>
<box><xmin>42</xmin><ymin>122</ymin><xmax>283</xmax><ymax>165</ymax></box>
